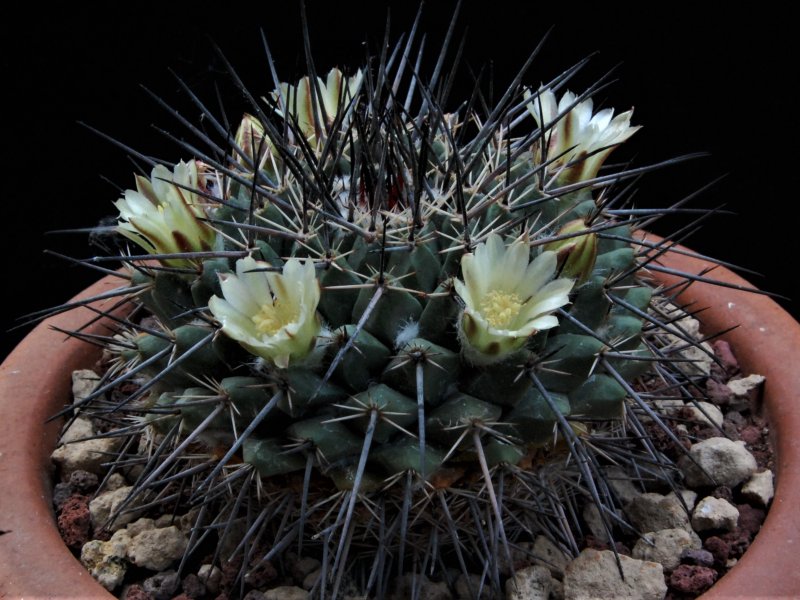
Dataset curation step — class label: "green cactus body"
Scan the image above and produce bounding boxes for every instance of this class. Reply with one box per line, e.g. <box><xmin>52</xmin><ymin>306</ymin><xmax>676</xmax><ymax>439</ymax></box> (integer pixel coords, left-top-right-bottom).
<box><xmin>62</xmin><ymin>18</ymin><xmax>717</xmax><ymax>599</ymax></box>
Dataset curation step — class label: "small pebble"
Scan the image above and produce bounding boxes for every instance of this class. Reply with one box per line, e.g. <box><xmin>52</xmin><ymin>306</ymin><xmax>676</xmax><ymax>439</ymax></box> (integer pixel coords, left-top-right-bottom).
<box><xmin>51</xmin><ymin>434</ymin><xmax>122</xmax><ymax>478</ymax></box>
<box><xmin>126</xmin><ymin>517</ymin><xmax>156</xmax><ymax>537</ymax></box>
<box><xmin>181</xmin><ymin>573</ymin><xmax>206</xmax><ymax>598</ymax></box>
<box><xmin>80</xmin><ymin>536</ymin><xmax>129</xmax><ymax>591</ymax></box>
<box><xmin>505</xmin><ymin>565</ymin><xmax>553</xmax><ymax>600</ymax></box>
<box><xmin>244</xmin><ymin>560</ymin><xmax>278</xmax><ymax>589</ymax></box>
<box><xmin>532</xmin><ymin>534</ymin><xmax>571</xmax><ymax>575</ymax></box>
<box><xmin>742</xmin><ymin>470</ymin><xmax>774</xmax><ymax>506</ymax></box>
<box><xmin>154</xmin><ymin>514</ymin><xmax>175</xmax><ymax>529</ymax></box>
<box><xmin>142</xmin><ymin>570</ymin><xmax>180</xmax><ymax>600</ymax></box>
<box><xmin>72</xmin><ymin>369</ymin><xmax>101</xmax><ymax>402</ymax></box>
<box><xmin>727</xmin><ymin>374</ymin><xmax>765</xmax><ymax>399</ymax></box>
<box><xmin>89</xmin><ymin>486</ymin><xmax>139</xmax><ymax>532</ymax></box>
<box><xmin>105</xmin><ymin>472</ymin><xmax>128</xmax><ymax>491</ymax></box>
<box><xmin>59</xmin><ymin>417</ymin><xmax>94</xmax><ymax>445</ymax></box>
<box><xmin>679</xmin><ymin>437</ymin><xmax>757</xmax><ymax>487</ymax></box>
<box><xmin>290</xmin><ymin>556</ymin><xmax>321</xmax><ymax>582</ymax></box>
<box><xmin>52</xmin><ymin>482</ymin><xmax>74</xmax><ymax>511</ymax></box>
<box><xmin>128</xmin><ymin>526</ymin><xmax>188</xmax><ymax>571</ymax></box>
<box><xmin>632</xmin><ymin>528</ymin><xmax>701</xmax><ymax>571</ymax></box>
<box><xmin>69</xmin><ymin>469</ymin><xmax>99</xmax><ymax>492</ymax></box>
<box><xmin>564</xmin><ymin>549</ymin><xmax>667</xmax><ymax>599</ymax></box>
<box><xmin>626</xmin><ymin>492</ymin><xmax>691</xmax><ymax>533</ymax></box>
<box><xmin>686</xmin><ymin>401</ymin><xmax>724</xmax><ymax>428</ymax></box>
<box><xmin>691</xmin><ymin>496</ymin><xmax>739</xmax><ymax>532</ymax></box>
<box><xmin>264</xmin><ymin>587</ymin><xmax>309</xmax><ymax>600</ymax></box>
<box><xmin>197</xmin><ymin>564</ymin><xmax>223</xmax><ymax>595</ymax></box>
<box><xmin>302</xmin><ymin>568</ymin><xmax>321</xmax><ymax>590</ymax></box>
<box><xmin>680</xmin><ymin>548</ymin><xmax>715</xmax><ymax>567</ymax></box>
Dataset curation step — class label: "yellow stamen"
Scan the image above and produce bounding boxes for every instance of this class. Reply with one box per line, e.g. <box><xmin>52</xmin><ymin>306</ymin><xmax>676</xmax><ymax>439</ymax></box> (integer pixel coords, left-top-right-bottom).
<box><xmin>251</xmin><ymin>299</ymin><xmax>298</xmax><ymax>336</ymax></box>
<box><xmin>480</xmin><ymin>290</ymin><xmax>523</xmax><ymax>329</ymax></box>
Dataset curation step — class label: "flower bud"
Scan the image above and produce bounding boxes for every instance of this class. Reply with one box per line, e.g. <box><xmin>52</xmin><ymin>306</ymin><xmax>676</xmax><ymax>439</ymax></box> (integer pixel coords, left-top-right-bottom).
<box><xmin>233</xmin><ymin>114</ymin><xmax>271</xmax><ymax>170</ymax></box>
<box><xmin>544</xmin><ymin>220</ymin><xmax>598</xmax><ymax>284</ymax></box>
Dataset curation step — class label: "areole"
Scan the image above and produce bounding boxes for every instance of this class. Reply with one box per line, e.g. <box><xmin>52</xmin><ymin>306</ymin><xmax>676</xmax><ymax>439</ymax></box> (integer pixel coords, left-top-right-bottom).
<box><xmin>0</xmin><ymin>241</ymin><xmax>798</xmax><ymax>598</ymax></box>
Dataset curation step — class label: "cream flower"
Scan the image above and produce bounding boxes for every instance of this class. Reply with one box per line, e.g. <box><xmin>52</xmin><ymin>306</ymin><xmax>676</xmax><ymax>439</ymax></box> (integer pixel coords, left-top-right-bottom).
<box><xmin>272</xmin><ymin>68</ymin><xmax>363</xmax><ymax>144</ymax></box>
<box><xmin>525</xmin><ymin>87</ymin><xmax>640</xmax><ymax>183</ymax></box>
<box><xmin>115</xmin><ymin>160</ymin><xmax>216</xmax><ymax>267</ymax></box>
<box><xmin>454</xmin><ymin>234</ymin><xmax>574</xmax><ymax>364</ymax></box>
<box><xmin>208</xmin><ymin>256</ymin><xmax>321</xmax><ymax>368</ymax></box>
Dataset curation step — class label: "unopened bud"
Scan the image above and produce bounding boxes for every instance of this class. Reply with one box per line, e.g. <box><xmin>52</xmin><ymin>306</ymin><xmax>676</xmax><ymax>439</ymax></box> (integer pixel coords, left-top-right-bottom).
<box><xmin>544</xmin><ymin>220</ymin><xmax>598</xmax><ymax>284</ymax></box>
<box><xmin>233</xmin><ymin>113</ymin><xmax>269</xmax><ymax>168</ymax></box>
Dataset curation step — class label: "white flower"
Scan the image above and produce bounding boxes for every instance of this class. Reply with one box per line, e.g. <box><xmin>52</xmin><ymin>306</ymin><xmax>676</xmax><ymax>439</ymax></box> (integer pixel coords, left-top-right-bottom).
<box><xmin>272</xmin><ymin>68</ymin><xmax>363</xmax><ymax>144</ymax></box>
<box><xmin>115</xmin><ymin>160</ymin><xmax>216</xmax><ymax>267</ymax></box>
<box><xmin>454</xmin><ymin>234</ymin><xmax>574</xmax><ymax>364</ymax></box>
<box><xmin>208</xmin><ymin>256</ymin><xmax>321</xmax><ymax>368</ymax></box>
<box><xmin>525</xmin><ymin>87</ymin><xmax>640</xmax><ymax>183</ymax></box>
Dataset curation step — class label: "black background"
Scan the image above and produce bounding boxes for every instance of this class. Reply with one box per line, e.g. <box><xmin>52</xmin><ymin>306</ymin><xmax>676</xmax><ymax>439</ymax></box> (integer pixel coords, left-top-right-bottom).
<box><xmin>3</xmin><ymin>2</ymin><xmax>796</xmax><ymax>360</ymax></box>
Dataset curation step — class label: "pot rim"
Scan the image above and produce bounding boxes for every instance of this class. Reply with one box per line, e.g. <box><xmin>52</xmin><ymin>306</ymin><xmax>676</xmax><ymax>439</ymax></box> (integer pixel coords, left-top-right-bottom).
<box><xmin>0</xmin><ymin>244</ymin><xmax>797</xmax><ymax>598</ymax></box>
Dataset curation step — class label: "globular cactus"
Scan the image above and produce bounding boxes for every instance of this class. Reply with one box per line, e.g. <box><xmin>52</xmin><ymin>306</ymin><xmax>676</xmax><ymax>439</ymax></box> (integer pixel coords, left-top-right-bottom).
<box><xmin>50</xmin><ymin>11</ymin><xmax>727</xmax><ymax>599</ymax></box>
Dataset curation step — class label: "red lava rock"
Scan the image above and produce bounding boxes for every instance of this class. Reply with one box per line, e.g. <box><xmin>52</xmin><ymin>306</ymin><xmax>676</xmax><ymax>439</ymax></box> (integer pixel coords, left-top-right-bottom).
<box><xmin>719</xmin><ymin>529</ymin><xmax>750</xmax><ymax>558</ymax></box>
<box><xmin>669</xmin><ymin>564</ymin><xmax>718</xmax><ymax>594</ymax></box>
<box><xmin>57</xmin><ymin>494</ymin><xmax>91</xmax><ymax>549</ymax></box>
<box><xmin>123</xmin><ymin>585</ymin><xmax>155</xmax><ymax>600</ymax></box>
<box><xmin>213</xmin><ymin>595</ymin><xmax>231</xmax><ymax>600</ymax></box>
<box><xmin>736</xmin><ymin>504</ymin><xmax>766</xmax><ymax>538</ymax></box>
<box><xmin>703</xmin><ymin>536</ymin><xmax>731</xmax><ymax>565</ymax></box>
<box><xmin>706</xmin><ymin>378</ymin><xmax>733</xmax><ymax>405</ymax></box>
<box><xmin>711</xmin><ymin>340</ymin><xmax>739</xmax><ymax>377</ymax></box>
<box><xmin>739</xmin><ymin>425</ymin><xmax>761</xmax><ymax>445</ymax></box>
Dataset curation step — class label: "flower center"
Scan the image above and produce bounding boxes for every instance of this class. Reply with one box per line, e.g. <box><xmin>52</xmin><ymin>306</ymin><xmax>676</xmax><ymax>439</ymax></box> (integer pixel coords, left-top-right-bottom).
<box><xmin>480</xmin><ymin>290</ymin><xmax>523</xmax><ymax>329</ymax></box>
<box><xmin>251</xmin><ymin>299</ymin><xmax>299</xmax><ymax>336</ymax></box>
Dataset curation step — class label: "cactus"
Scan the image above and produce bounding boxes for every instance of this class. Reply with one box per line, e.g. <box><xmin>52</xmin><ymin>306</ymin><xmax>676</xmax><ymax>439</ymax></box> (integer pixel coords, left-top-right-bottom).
<box><xmin>38</xmin><ymin>9</ymin><xmax>748</xmax><ymax>599</ymax></box>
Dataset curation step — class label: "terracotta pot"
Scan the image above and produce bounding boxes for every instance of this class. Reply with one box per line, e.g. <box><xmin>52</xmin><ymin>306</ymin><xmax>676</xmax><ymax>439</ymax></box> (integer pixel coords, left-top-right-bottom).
<box><xmin>1</xmin><ymin>248</ymin><xmax>798</xmax><ymax>598</ymax></box>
